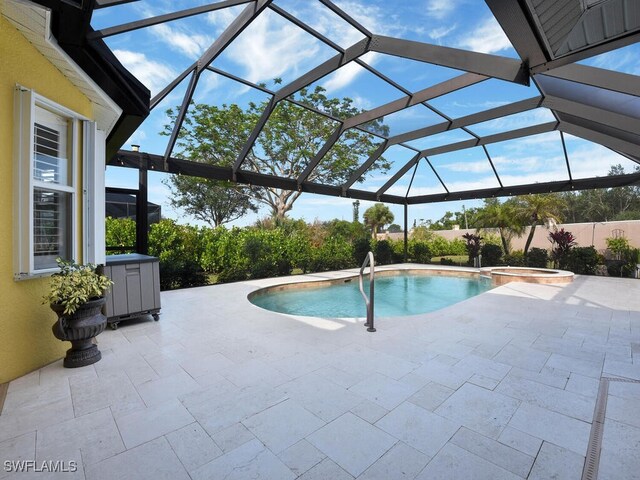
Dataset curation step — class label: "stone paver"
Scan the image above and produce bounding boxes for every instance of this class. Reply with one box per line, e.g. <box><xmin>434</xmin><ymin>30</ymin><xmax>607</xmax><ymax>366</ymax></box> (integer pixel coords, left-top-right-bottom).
<box><xmin>415</xmin><ymin>443</ymin><xmax>522</xmax><ymax>480</ymax></box>
<box><xmin>242</xmin><ymin>399</ymin><xmax>324</xmax><ymax>454</ymax></box>
<box><xmin>528</xmin><ymin>442</ymin><xmax>584</xmax><ymax>480</ymax></box>
<box><xmin>358</xmin><ymin>442</ymin><xmax>430</xmax><ymax>480</ymax></box>
<box><xmin>375</xmin><ymin>401</ymin><xmax>459</xmax><ymax>457</ymax></box>
<box><xmin>450</xmin><ymin>427</ymin><xmax>534</xmax><ymax>478</ymax></box>
<box><xmin>278</xmin><ymin>440</ymin><xmax>326</xmax><ymax>477</ymax></box>
<box><xmin>165</xmin><ymin>423</ymin><xmax>223</xmax><ymax>472</ymax></box>
<box><xmin>508</xmin><ymin>403</ymin><xmax>591</xmax><ymax>455</ymax></box>
<box><xmin>190</xmin><ymin>439</ymin><xmax>294</xmax><ymax>480</ymax></box>
<box><xmin>435</xmin><ymin>383</ymin><xmax>520</xmax><ymax>438</ymax></box>
<box><xmin>599</xmin><ymin>418</ymin><xmax>640</xmax><ymax>480</ymax></box>
<box><xmin>307</xmin><ymin>412</ymin><xmax>396</xmax><ymax>477</ymax></box>
<box><xmin>1</xmin><ymin>270</ymin><xmax>639</xmax><ymax>480</ymax></box>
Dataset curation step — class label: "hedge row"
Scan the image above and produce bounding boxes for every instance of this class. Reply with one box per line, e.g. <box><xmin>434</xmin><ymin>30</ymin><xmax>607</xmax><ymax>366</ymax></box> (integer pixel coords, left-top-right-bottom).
<box><xmin>105</xmin><ymin>218</ymin><xmax>474</xmax><ymax>290</ymax></box>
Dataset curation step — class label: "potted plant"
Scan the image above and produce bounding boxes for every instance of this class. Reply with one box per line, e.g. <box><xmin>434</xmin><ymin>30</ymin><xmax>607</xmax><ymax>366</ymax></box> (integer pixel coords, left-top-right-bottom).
<box><xmin>44</xmin><ymin>259</ymin><xmax>113</xmax><ymax>368</ymax></box>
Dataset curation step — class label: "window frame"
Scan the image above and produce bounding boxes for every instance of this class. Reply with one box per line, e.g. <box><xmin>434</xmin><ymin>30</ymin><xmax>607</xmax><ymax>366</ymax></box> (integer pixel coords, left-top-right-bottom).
<box><xmin>13</xmin><ymin>87</ymin><xmax>87</xmax><ymax>279</ymax></box>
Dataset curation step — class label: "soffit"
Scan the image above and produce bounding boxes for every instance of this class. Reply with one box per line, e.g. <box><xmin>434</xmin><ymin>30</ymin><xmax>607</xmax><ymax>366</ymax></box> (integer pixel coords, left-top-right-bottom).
<box><xmin>1</xmin><ymin>0</ymin><xmax>122</xmax><ymax>133</ymax></box>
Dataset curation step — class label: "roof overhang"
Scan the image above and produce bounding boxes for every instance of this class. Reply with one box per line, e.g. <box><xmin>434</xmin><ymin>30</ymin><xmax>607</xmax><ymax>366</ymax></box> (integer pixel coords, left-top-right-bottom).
<box><xmin>1</xmin><ymin>0</ymin><xmax>150</xmax><ymax>159</ymax></box>
<box><xmin>487</xmin><ymin>0</ymin><xmax>640</xmax><ymax>73</ymax></box>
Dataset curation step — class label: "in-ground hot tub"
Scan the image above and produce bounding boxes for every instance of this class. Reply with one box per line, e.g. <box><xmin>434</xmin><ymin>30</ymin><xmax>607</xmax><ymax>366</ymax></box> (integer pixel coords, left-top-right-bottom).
<box><xmin>480</xmin><ymin>266</ymin><xmax>574</xmax><ymax>286</ymax></box>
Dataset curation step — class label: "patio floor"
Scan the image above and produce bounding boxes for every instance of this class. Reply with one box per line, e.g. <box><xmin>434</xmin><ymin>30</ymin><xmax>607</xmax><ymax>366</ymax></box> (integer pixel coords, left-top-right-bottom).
<box><xmin>1</xmin><ymin>265</ymin><xmax>639</xmax><ymax>479</ymax></box>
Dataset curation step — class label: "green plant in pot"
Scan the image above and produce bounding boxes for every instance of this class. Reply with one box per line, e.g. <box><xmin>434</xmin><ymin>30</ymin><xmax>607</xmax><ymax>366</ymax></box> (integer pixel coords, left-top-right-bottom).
<box><xmin>44</xmin><ymin>259</ymin><xmax>112</xmax><ymax>368</ymax></box>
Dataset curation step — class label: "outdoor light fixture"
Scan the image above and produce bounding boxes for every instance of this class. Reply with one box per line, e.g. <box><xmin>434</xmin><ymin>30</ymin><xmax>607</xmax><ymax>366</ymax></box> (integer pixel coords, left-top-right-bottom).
<box><xmin>131</xmin><ymin>144</ymin><xmax>140</xmax><ymax>152</ymax></box>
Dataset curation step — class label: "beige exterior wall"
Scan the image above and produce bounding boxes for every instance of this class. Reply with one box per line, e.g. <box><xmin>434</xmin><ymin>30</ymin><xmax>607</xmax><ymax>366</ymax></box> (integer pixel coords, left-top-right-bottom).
<box><xmin>399</xmin><ymin>220</ymin><xmax>640</xmax><ymax>253</ymax></box>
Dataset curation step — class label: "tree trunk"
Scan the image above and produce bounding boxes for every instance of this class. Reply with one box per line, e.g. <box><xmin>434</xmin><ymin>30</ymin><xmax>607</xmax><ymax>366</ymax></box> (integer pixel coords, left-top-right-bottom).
<box><xmin>523</xmin><ymin>224</ymin><xmax>536</xmax><ymax>255</ymax></box>
<box><xmin>500</xmin><ymin>228</ymin><xmax>510</xmax><ymax>255</ymax></box>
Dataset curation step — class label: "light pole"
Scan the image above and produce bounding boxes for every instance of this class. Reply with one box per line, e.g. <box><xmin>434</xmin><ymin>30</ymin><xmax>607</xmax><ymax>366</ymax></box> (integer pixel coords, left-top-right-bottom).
<box><xmin>592</xmin><ymin>222</ymin><xmax>605</xmax><ymax>246</ymax></box>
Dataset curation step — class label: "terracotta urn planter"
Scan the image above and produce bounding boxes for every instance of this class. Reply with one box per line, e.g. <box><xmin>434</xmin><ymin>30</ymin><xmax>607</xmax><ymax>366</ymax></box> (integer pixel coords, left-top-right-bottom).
<box><xmin>51</xmin><ymin>297</ymin><xmax>107</xmax><ymax>368</ymax></box>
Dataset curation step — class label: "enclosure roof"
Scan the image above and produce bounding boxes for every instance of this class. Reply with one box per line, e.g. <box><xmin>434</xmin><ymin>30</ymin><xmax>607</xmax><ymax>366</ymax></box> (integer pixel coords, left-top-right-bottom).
<box><xmin>93</xmin><ymin>0</ymin><xmax>640</xmax><ymax>204</ymax></box>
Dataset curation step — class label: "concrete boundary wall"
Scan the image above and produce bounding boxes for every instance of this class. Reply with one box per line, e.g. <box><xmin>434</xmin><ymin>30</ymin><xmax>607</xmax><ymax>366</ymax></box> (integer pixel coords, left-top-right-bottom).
<box><xmin>384</xmin><ymin>220</ymin><xmax>640</xmax><ymax>253</ymax></box>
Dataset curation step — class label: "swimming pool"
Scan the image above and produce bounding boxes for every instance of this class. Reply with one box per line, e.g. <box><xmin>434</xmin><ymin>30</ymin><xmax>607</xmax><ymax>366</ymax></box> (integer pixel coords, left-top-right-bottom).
<box><xmin>250</xmin><ymin>272</ymin><xmax>492</xmax><ymax>318</ymax></box>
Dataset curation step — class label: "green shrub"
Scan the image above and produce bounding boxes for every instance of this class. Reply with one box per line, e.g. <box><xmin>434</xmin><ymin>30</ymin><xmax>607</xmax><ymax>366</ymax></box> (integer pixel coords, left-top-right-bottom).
<box><xmin>482</xmin><ymin>233</ymin><xmax>502</xmax><ymax>247</ymax></box>
<box><xmin>243</xmin><ymin>232</ymin><xmax>291</xmax><ymax>279</ymax></box>
<box><xmin>481</xmin><ymin>244</ymin><xmax>502</xmax><ymax>266</ymax></box>
<box><xmin>309</xmin><ymin>237</ymin><xmax>354</xmax><ymax>272</ymax></box>
<box><xmin>440</xmin><ymin>257</ymin><xmax>456</xmax><ymax>266</ymax></box>
<box><xmin>149</xmin><ymin>219</ymin><xmax>209</xmax><ymax>290</ymax></box>
<box><xmin>606</xmin><ymin>236</ymin><xmax>630</xmax><ymax>260</ymax></box>
<box><xmin>352</xmin><ymin>237</ymin><xmax>371</xmax><ymax>266</ymax></box>
<box><xmin>606</xmin><ymin>260</ymin><xmax>624</xmax><ymax>277</ymax></box>
<box><xmin>287</xmin><ymin>230</ymin><xmax>313</xmax><ymax>273</ymax></box>
<box><xmin>427</xmin><ymin>235</ymin><xmax>450</xmax><ymax>257</ymax></box>
<box><xmin>105</xmin><ymin>217</ymin><xmax>136</xmax><ymax>253</ymax></box>
<box><xmin>390</xmin><ymin>239</ymin><xmax>406</xmax><ymax>263</ymax></box>
<box><xmin>158</xmin><ymin>257</ymin><xmax>208</xmax><ymax>290</ymax></box>
<box><xmin>565</xmin><ymin>246</ymin><xmax>599</xmax><ymax>275</ymax></box>
<box><xmin>620</xmin><ymin>248</ymin><xmax>640</xmax><ymax>278</ymax></box>
<box><xmin>375</xmin><ymin>240</ymin><xmax>394</xmax><ymax>265</ymax></box>
<box><xmin>411</xmin><ymin>242</ymin><xmax>431</xmax><ymax>263</ymax></box>
<box><xmin>215</xmin><ymin>228</ymin><xmax>249</xmax><ymax>283</ymax></box>
<box><xmin>448</xmin><ymin>238</ymin><xmax>467</xmax><ymax>256</ymax></box>
<box><xmin>526</xmin><ymin>247</ymin><xmax>548</xmax><ymax>268</ymax></box>
<box><xmin>504</xmin><ymin>250</ymin><xmax>525</xmax><ymax>266</ymax></box>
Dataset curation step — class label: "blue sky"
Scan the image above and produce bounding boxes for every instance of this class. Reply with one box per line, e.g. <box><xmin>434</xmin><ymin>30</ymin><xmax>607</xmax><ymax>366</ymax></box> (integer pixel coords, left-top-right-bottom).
<box><xmin>93</xmin><ymin>0</ymin><xmax>640</xmax><ymax>228</ymax></box>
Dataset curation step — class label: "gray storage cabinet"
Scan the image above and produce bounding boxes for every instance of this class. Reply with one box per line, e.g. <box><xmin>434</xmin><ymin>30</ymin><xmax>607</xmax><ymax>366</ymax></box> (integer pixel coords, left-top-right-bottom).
<box><xmin>103</xmin><ymin>254</ymin><xmax>161</xmax><ymax>329</ymax></box>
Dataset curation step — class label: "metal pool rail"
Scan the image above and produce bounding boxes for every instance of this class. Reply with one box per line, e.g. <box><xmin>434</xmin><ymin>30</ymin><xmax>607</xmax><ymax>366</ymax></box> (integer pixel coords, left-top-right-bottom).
<box><xmin>359</xmin><ymin>251</ymin><xmax>376</xmax><ymax>332</ymax></box>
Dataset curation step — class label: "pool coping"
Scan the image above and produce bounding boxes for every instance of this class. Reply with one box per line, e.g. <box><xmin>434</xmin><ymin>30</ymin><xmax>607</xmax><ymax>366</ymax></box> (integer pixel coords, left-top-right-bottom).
<box><xmin>246</xmin><ymin>264</ymin><xmax>488</xmax><ymax>320</ymax></box>
<box><xmin>247</xmin><ymin>264</ymin><xmax>480</xmax><ymax>300</ymax></box>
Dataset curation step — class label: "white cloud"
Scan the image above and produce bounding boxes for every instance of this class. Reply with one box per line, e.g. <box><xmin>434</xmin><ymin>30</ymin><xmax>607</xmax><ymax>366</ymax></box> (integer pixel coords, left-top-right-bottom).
<box><xmin>429</xmin><ymin>24</ymin><xmax>457</xmax><ymax>41</ymax></box>
<box><xmin>567</xmin><ymin>143</ymin><xmax>637</xmax><ymax>178</ymax></box>
<box><xmin>218</xmin><ymin>11</ymin><xmax>323</xmax><ymax>85</ymax></box>
<box><xmin>425</xmin><ymin>0</ymin><xmax>457</xmax><ymax>20</ymax></box>
<box><xmin>206</xmin><ymin>6</ymin><xmax>244</xmax><ymax>35</ymax></box>
<box><xmin>588</xmin><ymin>49</ymin><xmax>640</xmax><ymax>75</ymax></box>
<box><xmin>307</xmin><ymin>2</ymin><xmax>367</xmax><ymax>46</ymax></box>
<box><xmin>323</xmin><ymin>63</ymin><xmax>366</xmax><ymax>93</ymax></box>
<box><xmin>457</xmin><ymin>17</ymin><xmax>511</xmax><ymax>54</ymax></box>
<box><xmin>113</xmin><ymin>49</ymin><xmax>177</xmax><ymax>96</ymax></box>
<box><xmin>150</xmin><ymin>23</ymin><xmax>212</xmax><ymax>59</ymax></box>
<box><xmin>334</xmin><ymin>1</ymin><xmax>390</xmax><ymax>34</ymax></box>
<box><xmin>470</xmin><ymin>108</ymin><xmax>556</xmax><ymax>135</ymax></box>
<box><xmin>441</xmin><ymin>160</ymin><xmax>493</xmax><ymax>173</ymax></box>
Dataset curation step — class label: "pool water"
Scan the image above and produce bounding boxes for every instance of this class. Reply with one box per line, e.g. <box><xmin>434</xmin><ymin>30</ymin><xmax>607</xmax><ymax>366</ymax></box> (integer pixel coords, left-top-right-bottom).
<box><xmin>251</xmin><ymin>273</ymin><xmax>492</xmax><ymax>318</ymax></box>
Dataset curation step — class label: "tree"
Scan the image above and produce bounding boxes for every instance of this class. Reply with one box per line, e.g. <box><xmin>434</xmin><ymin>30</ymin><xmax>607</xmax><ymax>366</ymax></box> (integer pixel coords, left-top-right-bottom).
<box><xmin>462</xmin><ymin>233</ymin><xmax>482</xmax><ymax>265</ymax></box>
<box><xmin>165</xmin><ymin>176</ymin><xmax>256</xmax><ymax>227</ymax></box>
<box><xmin>549</xmin><ymin>228</ymin><xmax>576</xmax><ymax>268</ymax></box>
<box><xmin>352</xmin><ymin>200</ymin><xmax>360</xmax><ymax>223</ymax></box>
<box><xmin>430</xmin><ymin>207</ymin><xmax>480</xmax><ymax>230</ymax></box>
<box><xmin>164</xmin><ymin>85</ymin><xmax>389</xmax><ymax>220</ymax></box>
<box><xmin>387</xmin><ymin>224</ymin><xmax>402</xmax><ymax>233</ymax></box>
<box><xmin>364</xmin><ymin>203</ymin><xmax>394</xmax><ymax>239</ymax></box>
<box><xmin>514</xmin><ymin>194</ymin><xmax>565</xmax><ymax>255</ymax></box>
<box><xmin>475</xmin><ymin>198</ymin><xmax>524</xmax><ymax>255</ymax></box>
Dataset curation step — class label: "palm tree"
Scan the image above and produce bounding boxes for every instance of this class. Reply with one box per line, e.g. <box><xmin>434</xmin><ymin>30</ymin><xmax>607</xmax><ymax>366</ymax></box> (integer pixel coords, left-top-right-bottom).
<box><xmin>475</xmin><ymin>198</ymin><xmax>524</xmax><ymax>255</ymax></box>
<box><xmin>515</xmin><ymin>194</ymin><xmax>565</xmax><ymax>255</ymax></box>
<box><xmin>363</xmin><ymin>203</ymin><xmax>394</xmax><ymax>239</ymax></box>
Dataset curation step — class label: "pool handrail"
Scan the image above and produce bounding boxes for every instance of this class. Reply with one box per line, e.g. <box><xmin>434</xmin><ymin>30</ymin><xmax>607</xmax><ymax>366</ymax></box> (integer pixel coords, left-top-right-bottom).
<box><xmin>359</xmin><ymin>251</ymin><xmax>376</xmax><ymax>332</ymax></box>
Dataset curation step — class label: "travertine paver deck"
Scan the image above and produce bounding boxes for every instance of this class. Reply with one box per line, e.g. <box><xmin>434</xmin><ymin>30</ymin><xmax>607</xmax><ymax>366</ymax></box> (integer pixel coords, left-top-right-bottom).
<box><xmin>1</xmin><ymin>265</ymin><xmax>639</xmax><ymax>479</ymax></box>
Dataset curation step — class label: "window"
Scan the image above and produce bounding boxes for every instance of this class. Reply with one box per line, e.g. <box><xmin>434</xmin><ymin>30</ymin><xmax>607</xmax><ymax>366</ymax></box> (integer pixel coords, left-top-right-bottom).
<box><xmin>32</xmin><ymin>106</ymin><xmax>74</xmax><ymax>270</ymax></box>
<box><xmin>13</xmin><ymin>87</ymin><xmax>87</xmax><ymax>278</ymax></box>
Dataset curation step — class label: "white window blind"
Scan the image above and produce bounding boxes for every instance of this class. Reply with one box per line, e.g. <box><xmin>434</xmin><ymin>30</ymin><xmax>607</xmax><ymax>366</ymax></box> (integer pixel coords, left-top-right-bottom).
<box><xmin>32</xmin><ymin>106</ymin><xmax>73</xmax><ymax>271</ymax></box>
